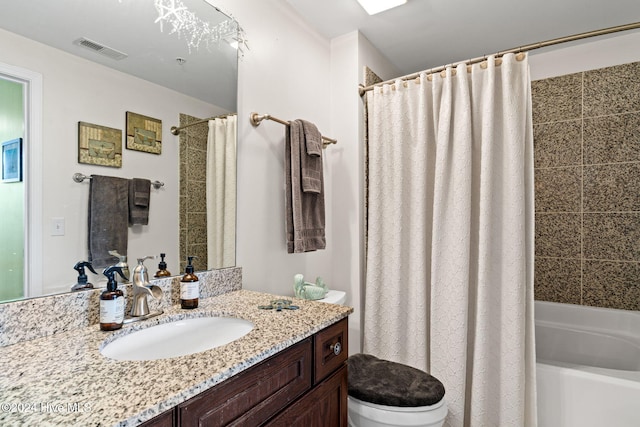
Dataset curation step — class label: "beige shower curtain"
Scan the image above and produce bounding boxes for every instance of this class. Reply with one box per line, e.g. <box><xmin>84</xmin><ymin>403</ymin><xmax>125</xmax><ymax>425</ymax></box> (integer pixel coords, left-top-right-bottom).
<box><xmin>363</xmin><ymin>53</ymin><xmax>537</xmax><ymax>427</ymax></box>
<box><xmin>206</xmin><ymin>115</ymin><xmax>237</xmax><ymax>269</ymax></box>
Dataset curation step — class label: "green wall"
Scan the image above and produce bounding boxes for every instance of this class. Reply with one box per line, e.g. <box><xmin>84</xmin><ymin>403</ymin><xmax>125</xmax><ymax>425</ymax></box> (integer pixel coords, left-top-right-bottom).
<box><xmin>0</xmin><ymin>78</ymin><xmax>24</xmax><ymax>301</ymax></box>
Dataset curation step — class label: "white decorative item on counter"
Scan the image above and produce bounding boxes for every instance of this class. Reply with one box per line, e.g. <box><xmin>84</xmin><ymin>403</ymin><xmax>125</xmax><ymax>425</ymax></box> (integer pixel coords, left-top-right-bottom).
<box><xmin>293</xmin><ymin>274</ymin><xmax>329</xmax><ymax>300</ymax></box>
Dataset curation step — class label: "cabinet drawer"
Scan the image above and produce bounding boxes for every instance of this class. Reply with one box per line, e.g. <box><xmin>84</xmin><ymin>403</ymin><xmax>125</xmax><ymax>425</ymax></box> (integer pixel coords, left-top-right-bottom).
<box><xmin>314</xmin><ymin>317</ymin><xmax>348</xmax><ymax>384</ymax></box>
<box><xmin>178</xmin><ymin>338</ymin><xmax>312</xmax><ymax>426</ymax></box>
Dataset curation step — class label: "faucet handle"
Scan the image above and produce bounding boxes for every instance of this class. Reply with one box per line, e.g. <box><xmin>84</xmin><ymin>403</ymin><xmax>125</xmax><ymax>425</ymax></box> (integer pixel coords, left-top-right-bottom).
<box><xmin>137</xmin><ymin>255</ymin><xmax>156</xmax><ymax>264</ymax></box>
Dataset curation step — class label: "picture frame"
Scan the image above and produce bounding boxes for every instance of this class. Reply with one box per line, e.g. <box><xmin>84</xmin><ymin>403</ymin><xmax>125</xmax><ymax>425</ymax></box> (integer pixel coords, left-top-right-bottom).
<box><xmin>126</xmin><ymin>111</ymin><xmax>162</xmax><ymax>154</ymax></box>
<box><xmin>78</xmin><ymin>122</ymin><xmax>123</xmax><ymax>168</ymax></box>
<box><xmin>1</xmin><ymin>138</ymin><xmax>23</xmax><ymax>183</ymax></box>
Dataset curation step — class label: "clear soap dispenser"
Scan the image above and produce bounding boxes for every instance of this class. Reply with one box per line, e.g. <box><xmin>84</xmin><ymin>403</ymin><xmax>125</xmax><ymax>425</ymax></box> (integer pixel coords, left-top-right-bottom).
<box><xmin>180</xmin><ymin>256</ymin><xmax>199</xmax><ymax>309</ymax></box>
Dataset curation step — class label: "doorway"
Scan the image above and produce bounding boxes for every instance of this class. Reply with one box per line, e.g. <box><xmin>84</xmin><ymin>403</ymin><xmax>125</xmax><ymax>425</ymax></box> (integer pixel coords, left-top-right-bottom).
<box><xmin>0</xmin><ymin>76</ymin><xmax>24</xmax><ymax>301</ymax></box>
<box><xmin>0</xmin><ymin>62</ymin><xmax>42</xmax><ymax>302</ymax></box>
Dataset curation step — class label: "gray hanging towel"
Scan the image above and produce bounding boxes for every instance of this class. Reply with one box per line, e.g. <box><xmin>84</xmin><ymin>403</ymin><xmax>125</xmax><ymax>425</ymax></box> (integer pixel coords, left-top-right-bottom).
<box><xmin>285</xmin><ymin>120</ymin><xmax>326</xmax><ymax>253</ymax></box>
<box><xmin>88</xmin><ymin>175</ymin><xmax>129</xmax><ymax>268</ymax></box>
<box><xmin>128</xmin><ymin>178</ymin><xmax>151</xmax><ymax>225</ymax></box>
<box><xmin>299</xmin><ymin>119</ymin><xmax>323</xmax><ymax>194</ymax></box>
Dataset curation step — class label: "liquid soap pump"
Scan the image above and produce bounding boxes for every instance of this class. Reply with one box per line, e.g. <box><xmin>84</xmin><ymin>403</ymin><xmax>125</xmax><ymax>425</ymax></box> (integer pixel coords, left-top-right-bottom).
<box><xmin>71</xmin><ymin>261</ymin><xmax>97</xmax><ymax>291</ymax></box>
<box><xmin>154</xmin><ymin>253</ymin><xmax>171</xmax><ymax>278</ymax></box>
<box><xmin>180</xmin><ymin>256</ymin><xmax>199</xmax><ymax>309</ymax></box>
<box><xmin>100</xmin><ymin>265</ymin><xmax>128</xmax><ymax>331</ymax></box>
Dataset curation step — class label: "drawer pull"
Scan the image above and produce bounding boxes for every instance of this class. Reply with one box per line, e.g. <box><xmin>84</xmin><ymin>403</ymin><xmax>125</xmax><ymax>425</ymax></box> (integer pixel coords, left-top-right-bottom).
<box><xmin>330</xmin><ymin>342</ymin><xmax>342</xmax><ymax>356</ymax></box>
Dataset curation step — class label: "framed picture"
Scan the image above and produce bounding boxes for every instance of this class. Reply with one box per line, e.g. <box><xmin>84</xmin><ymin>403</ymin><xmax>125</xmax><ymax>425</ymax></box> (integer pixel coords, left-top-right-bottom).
<box><xmin>1</xmin><ymin>138</ymin><xmax>23</xmax><ymax>183</ymax></box>
<box><xmin>126</xmin><ymin>111</ymin><xmax>162</xmax><ymax>154</ymax></box>
<box><xmin>78</xmin><ymin>122</ymin><xmax>123</xmax><ymax>168</ymax></box>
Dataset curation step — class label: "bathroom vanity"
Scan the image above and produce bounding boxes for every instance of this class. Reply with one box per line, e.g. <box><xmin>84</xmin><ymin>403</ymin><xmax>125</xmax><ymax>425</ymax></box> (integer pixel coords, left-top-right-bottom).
<box><xmin>0</xmin><ymin>285</ymin><xmax>352</xmax><ymax>426</ymax></box>
<box><xmin>143</xmin><ymin>317</ymin><xmax>348</xmax><ymax>426</ymax></box>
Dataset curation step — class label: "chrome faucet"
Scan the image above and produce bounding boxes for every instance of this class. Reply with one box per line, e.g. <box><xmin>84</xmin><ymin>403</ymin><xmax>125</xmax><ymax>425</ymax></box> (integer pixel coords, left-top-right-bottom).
<box><xmin>130</xmin><ymin>256</ymin><xmax>163</xmax><ymax>317</ymax></box>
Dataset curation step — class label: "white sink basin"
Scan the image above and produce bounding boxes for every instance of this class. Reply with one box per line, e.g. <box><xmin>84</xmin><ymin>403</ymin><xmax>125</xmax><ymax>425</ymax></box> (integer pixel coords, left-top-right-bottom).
<box><xmin>100</xmin><ymin>316</ymin><xmax>254</xmax><ymax>361</ymax></box>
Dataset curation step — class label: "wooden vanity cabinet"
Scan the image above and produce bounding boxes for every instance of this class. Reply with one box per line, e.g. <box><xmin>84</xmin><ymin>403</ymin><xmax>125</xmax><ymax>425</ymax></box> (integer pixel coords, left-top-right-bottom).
<box><xmin>141</xmin><ymin>410</ymin><xmax>174</xmax><ymax>427</ymax></box>
<box><xmin>140</xmin><ymin>317</ymin><xmax>348</xmax><ymax>427</ymax></box>
<box><xmin>264</xmin><ymin>365</ymin><xmax>347</xmax><ymax>426</ymax></box>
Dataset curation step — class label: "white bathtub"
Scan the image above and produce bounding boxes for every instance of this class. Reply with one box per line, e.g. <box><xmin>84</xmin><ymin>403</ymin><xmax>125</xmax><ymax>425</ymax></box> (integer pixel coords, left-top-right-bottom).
<box><xmin>535</xmin><ymin>301</ymin><xmax>640</xmax><ymax>427</ymax></box>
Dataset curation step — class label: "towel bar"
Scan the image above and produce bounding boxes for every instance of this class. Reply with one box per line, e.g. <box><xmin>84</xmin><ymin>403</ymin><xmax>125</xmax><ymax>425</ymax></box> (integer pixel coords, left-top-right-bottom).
<box><xmin>250</xmin><ymin>112</ymin><xmax>337</xmax><ymax>146</ymax></box>
<box><xmin>170</xmin><ymin>112</ymin><xmax>237</xmax><ymax>135</ymax></box>
<box><xmin>73</xmin><ymin>173</ymin><xmax>164</xmax><ymax>189</ymax></box>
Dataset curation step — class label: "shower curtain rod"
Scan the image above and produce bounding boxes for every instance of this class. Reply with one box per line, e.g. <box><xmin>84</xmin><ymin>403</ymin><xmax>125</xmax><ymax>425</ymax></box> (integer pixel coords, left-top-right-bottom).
<box><xmin>249</xmin><ymin>112</ymin><xmax>338</xmax><ymax>146</ymax></box>
<box><xmin>359</xmin><ymin>21</ymin><xmax>640</xmax><ymax>96</ymax></box>
<box><xmin>170</xmin><ymin>112</ymin><xmax>237</xmax><ymax>135</ymax></box>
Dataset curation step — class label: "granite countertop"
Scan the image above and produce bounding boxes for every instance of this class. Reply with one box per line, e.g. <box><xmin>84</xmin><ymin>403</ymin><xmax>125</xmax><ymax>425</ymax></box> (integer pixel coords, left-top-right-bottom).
<box><xmin>0</xmin><ymin>289</ymin><xmax>353</xmax><ymax>426</ymax></box>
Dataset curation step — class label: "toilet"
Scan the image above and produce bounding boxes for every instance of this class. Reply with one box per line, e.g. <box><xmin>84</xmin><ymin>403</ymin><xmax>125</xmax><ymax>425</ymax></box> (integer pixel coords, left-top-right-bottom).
<box><xmin>347</xmin><ymin>353</ymin><xmax>447</xmax><ymax>427</ymax></box>
<box><xmin>318</xmin><ymin>289</ymin><xmax>347</xmax><ymax>305</ymax></box>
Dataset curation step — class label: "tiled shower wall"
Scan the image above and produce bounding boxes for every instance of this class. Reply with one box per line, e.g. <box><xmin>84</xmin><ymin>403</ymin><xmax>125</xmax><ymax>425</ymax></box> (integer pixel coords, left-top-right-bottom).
<box><xmin>179</xmin><ymin>114</ymin><xmax>209</xmax><ymax>273</ymax></box>
<box><xmin>532</xmin><ymin>61</ymin><xmax>640</xmax><ymax>311</ymax></box>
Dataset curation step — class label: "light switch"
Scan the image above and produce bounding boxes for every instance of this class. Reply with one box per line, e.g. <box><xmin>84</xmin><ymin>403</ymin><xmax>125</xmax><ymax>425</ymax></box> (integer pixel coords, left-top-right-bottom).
<box><xmin>51</xmin><ymin>217</ymin><xmax>65</xmax><ymax>236</ymax></box>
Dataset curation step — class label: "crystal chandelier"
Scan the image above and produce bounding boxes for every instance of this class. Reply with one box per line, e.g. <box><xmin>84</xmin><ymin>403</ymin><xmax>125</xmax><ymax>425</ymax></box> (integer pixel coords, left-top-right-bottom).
<box><xmin>153</xmin><ymin>0</ymin><xmax>247</xmax><ymax>53</ymax></box>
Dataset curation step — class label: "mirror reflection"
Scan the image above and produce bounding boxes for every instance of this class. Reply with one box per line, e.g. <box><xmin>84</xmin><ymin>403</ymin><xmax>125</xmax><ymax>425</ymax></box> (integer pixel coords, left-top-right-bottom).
<box><xmin>0</xmin><ymin>0</ymin><xmax>238</xmax><ymax>303</ymax></box>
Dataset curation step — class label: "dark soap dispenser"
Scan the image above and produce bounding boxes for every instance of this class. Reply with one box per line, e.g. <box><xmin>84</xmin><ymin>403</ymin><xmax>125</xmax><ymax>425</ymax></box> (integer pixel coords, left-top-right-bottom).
<box><xmin>100</xmin><ymin>265</ymin><xmax>128</xmax><ymax>331</ymax></box>
<box><xmin>154</xmin><ymin>253</ymin><xmax>171</xmax><ymax>278</ymax></box>
<box><xmin>71</xmin><ymin>261</ymin><xmax>97</xmax><ymax>291</ymax></box>
<box><xmin>180</xmin><ymin>256</ymin><xmax>199</xmax><ymax>309</ymax></box>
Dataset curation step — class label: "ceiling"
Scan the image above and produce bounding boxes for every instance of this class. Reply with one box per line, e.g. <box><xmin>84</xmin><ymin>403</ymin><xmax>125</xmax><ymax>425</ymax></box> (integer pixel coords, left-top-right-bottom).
<box><xmin>286</xmin><ymin>0</ymin><xmax>640</xmax><ymax>78</ymax></box>
<box><xmin>0</xmin><ymin>0</ymin><xmax>238</xmax><ymax>110</ymax></box>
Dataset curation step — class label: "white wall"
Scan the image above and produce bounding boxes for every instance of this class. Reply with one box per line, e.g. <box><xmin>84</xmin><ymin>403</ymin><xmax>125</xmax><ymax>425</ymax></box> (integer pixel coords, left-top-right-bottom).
<box><xmin>529</xmin><ymin>30</ymin><xmax>640</xmax><ymax>79</ymax></box>
<box><xmin>328</xmin><ymin>31</ymin><xmax>363</xmax><ymax>354</ymax></box>
<box><xmin>0</xmin><ymin>28</ymin><xmax>224</xmax><ymax>295</ymax></box>
<box><xmin>328</xmin><ymin>31</ymin><xmax>399</xmax><ymax>354</ymax></box>
<box><xmin>213</xmin><ymin>0</ymin><xmax>335</xmax><ymax>295</ymax></box>
<box><xmin>212</xmin><ymin>0</ymin><xmax>401</xmax><ymax>354</ymax></box>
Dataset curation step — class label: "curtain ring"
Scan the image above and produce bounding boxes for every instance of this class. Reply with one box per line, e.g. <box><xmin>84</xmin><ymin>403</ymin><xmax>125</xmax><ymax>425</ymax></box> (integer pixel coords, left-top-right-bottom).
<box><xmin>480</xmin><ymin>55</ymin><xmax>488</xmax><ymax>69</ymax></box>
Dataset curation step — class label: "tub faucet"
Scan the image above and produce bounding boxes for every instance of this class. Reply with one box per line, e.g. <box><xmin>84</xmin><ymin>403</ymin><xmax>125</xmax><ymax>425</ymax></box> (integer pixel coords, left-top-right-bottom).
<box><xmin>130</xmin><ymin>256</ymin><xmax>163</xmax><ymax>317</ymax></box>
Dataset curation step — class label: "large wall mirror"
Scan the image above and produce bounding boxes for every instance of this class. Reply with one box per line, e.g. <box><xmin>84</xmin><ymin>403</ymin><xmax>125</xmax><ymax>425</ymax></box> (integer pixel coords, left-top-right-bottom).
<box><xmin>0</xmin><ymin>0</ymin><xmax>238</xmax><ymax>303</ymax></box>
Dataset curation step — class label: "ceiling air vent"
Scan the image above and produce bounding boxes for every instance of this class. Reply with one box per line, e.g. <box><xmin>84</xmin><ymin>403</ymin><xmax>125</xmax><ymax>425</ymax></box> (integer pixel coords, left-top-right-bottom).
<box><xmin>73</xmin><ymin>37</ymin><xmax>128</xmax><ymax>60</ymax></box>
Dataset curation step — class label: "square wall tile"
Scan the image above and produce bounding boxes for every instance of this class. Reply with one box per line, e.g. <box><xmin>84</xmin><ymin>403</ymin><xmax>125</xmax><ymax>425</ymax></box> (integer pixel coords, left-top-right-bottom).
<box><xmin>186</xmin><ymin>244</ymin><xmax>208</xmax><ymax>272</ymax></box>
<box><xmin>584</xmin><ymin>112</ymin><xmax>640</xmax><ymax>165</ymax></box>
<box><xmin>186</xmin><ymin>212</ymin><xmax>207</xmax><ymax>245</ymax></box>
<box><xmin>534</xmin><ymin>257</ymin><xmax>581</xmax><ymax>304</ymax></box>
<box><xmin>187</xmin><ymin>219</ymin><xmax>207</xmax><ymax>245</ymax></box>
<box><xmin>187</xmin><ymin>180</ymin><xmax>207</xmax><ymax>214</ymax></box>
<box><xmin>583</xmin><ymin>213</ymin><xmax>640</xmax><ymax>262</ymax></box>
<box><xmin>534</xmin><ymin>120</ymin><xmax>582</xmax><ymax>168</ymax></box>
<box><xmin>179</xmin><ymin>160</ymin><xmax>187</xmax><ymax>196</ymax></box>
<box><xmin>187</xmin><ymin>123</ymin><xmax>208</xmax><ymax>151</ymax></box>
<box><xmin>535</xmin><ymin>166</ymin><xmax>581</xmax><ymax>212</ymax></box>
<box><xmin>179</xmin><ymin>195</ymin><xmax>187</xmax><ymax>229</ymax></box>
<box><xmin>186</xmin><ymin>147</ymin><xmax>207</xmax><ymax>182</ymax></box>
<box><xmin>531</xmin><ymin>73</ymin><xmax>582</xmax><ymax>124</ymax></box>
<box><xmin>535</xmin><ymin>213</ymin><xmax>581</xmax><ymax>258</ymax></box>
<box><xmin>583</xmin><ymin>62</ymin><xmax>640</xmax><ymax>117</ymax></box>
<box><xmin>179</xmin><ymin>228</ymin><xmax>186</xmax><ymax>260</ymax></box>
<box><xmin>583</xmin><ymin>163</ymin><xmax>640</xmax><ymax>212</ymax></box>
<box><xmin>583</xmin><ymin>260</ymin><xmax>640</xmax><ymax>310</ymax></box>
<box><xmin>179</xmin><ymin>133</ymin><xmax>187</xmax><ymax>163</ymax></box>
